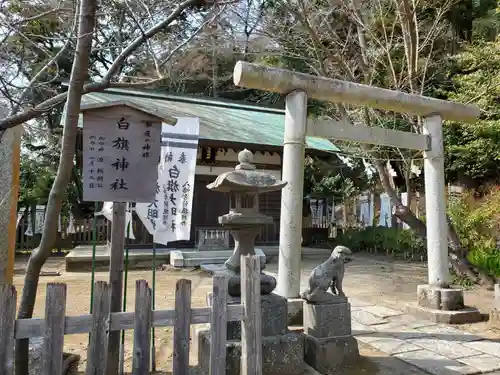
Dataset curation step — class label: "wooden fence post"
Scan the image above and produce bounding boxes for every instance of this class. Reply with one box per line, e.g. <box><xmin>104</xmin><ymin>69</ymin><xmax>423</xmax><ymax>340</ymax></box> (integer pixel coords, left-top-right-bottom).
<box><xmin>42</xmin><ymin>283</ymin><xmax>67</xmax><ymax>375</ymax></box>
<box><xmin>107</xmin><ymin>201</ymin><xmax>127</xmax><ymax>375</ymax></box>
<box><xmin>241</xmin><ymin>255</ymin><xmax>262</xmax><ymax>375</ymax></box>
<box><xmin>132</xmin><ymin>280</ymin><xmax>152</xmax><ymax>375</ymax></box>
<box><xmin>0</xmin><ymin>285</ymin><xmax>16</xmax><ymax>375</ymax></box>
<box><xmin>210</xmin><ymin>275</ymin><xmax>228</xmax><ymax>375</ymax></box>
<box><xmin>173</xmin><ymin>279</ymin><xmax>191</xmax><ymax>375</ymax></box>
<box><xmin>86</xmin><ymin>281</ymin><xmax>111</xmax><ymax>375</ymax></box>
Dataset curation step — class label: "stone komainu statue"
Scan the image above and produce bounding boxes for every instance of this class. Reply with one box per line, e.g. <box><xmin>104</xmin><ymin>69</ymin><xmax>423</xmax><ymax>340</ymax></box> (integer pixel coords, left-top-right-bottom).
<box><xmin>300</xmin><ymin>245</ymin><xmax>352</xmax><ymax>303</ymax></box>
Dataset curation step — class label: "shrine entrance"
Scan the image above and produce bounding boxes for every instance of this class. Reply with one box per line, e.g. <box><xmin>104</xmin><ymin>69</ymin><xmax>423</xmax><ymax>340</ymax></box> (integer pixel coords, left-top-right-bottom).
<box><xmin>233</xmin><ymin>61</ymin><xmax>482</xmax><ymax>322</ymax></box>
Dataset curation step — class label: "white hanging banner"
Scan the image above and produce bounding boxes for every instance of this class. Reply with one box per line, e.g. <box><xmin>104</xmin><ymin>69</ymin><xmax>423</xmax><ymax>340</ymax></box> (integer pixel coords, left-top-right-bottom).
<box><xmin>378</xmin><ymin>193</ymin><xmax>392</xmax><ymax>227</ymax></box>
<box><xmin>24</xmin><ymin>208</ymin><xmax>33</xmax><ymax>236</ymax></box>
<box><xmin>26</xmin><ymin>205</ymin><xmax>45</xmax><ymax>236</ymax></box>
<box><xmin>95</xmin><ymin>202</ymin><xmax>135</xmax><ymax>239</ymax></box>
<box><xmin>96</xmin><ymin>202</ymin><xmax>113</xmax><ymax>221</ymax></box>
<box><xmin>58</xmin><ymin>214</ymin><xmax>62</xmax><ymax>233</ymax></box>
<box><xmin>358</xmin><ymin>193</ymin><xmax>374</xmax><ymax>227</ymax></box>
<box><xmin>35</xmin><ymin>205</ymin><xmax>45</xmax><ymax>234</ymax></box>
<box><xmin>359</xmin><ymin>201</ymin><xmax>371</xmax><ymax>227</ymax></box>
<box><xmin>369</xmin><ymin>193</ymin><xmax>375</xmax><ymax>226</ymax></box>
<box><xmin>16</xmin><ymin>210</ymin><xmax>24</xmax><ymax>229</ymax></box>
<box><xmin>329</xmin><ymin>198</ymin><xmax>335</xmax><ymax>224</ymax></box>
<box><xmin>67</xmin><ymin>212</ymin><xmax>76</xmax><ymax>234</ymax></box>
<box><xmin>336</xmin><ymin>204</ymin><xmax>345</xmax><ymax>227</ymax></box>
<box><xmin>309</xmin><ymin>199</ymin><xmax>323</xmax><ymax>228</ymax></box>
<box><xmin>400</xmin><ymin>192</ymin><xmax>410</xmax><ymax>230</ymax></box>
<box><xmin>125</xmin><ymin>209</ymin><xmax>135</xmax><ymax>240</ymax></box>
<box><xmin>136</xmin><ymin>117</ymin><xmax>199</xmax><ymax>245</ymax></box>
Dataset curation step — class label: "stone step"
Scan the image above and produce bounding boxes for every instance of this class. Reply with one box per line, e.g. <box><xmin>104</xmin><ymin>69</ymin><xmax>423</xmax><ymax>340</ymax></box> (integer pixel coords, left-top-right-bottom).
<box><xmin>170</xmin><ymin>249</ymin><xmax>266</xmax><ymax>268</ymax></box>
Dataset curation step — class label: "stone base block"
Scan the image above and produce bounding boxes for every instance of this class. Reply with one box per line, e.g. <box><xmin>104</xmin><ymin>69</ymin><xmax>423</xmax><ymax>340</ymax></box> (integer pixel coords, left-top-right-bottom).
<box><xmin>417</xmin><ymin>284</ymin><xmax>464</xmax><ymax>311</ymax></box>
<box><xmin>303</xmin><ymin>301</ymin><xmax>352</xmax><ymax>338</ymax></box>
<box><xmin>287</xmin><ymin>298</ymin><xmax>304</xmax><ymax>326</ymax></box>
<box><xmin>406</xmin><ymin>303</ymin><xmax>482</xmax><ymax>324</ymax></box>
<box><xmin>170</xmin><ymin>248</ymin><xmax>267</xmax><ymax>268</ymax></box>
<box><xmin>489</xmin><ymin>308</ymin><xmax>500</xmax><ymax>329</ymax></box>
<box><xmin>304</xmin><ymin>334</ymin><xmax>359</xmax><ymax>374</ymax></box>
<box><xmin>495</xmin><ymin>284</ymin><xmax>500</xmax><ymax>309</ymax></box>
<box><xmin>197</xmin><ymin>329</ymin><xmax>304</xmax><ymax>375</ymax></box>
<box><xmin>206</xmin><ymin>292</ymin><xmax>288</xmax><ymax>339</ymax></box>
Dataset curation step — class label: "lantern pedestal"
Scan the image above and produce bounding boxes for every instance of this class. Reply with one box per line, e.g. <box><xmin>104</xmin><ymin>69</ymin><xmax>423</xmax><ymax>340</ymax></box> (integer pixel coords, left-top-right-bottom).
<box><xmin>220</xmin><ymin>214</ymin><xmax>277</xmax><ymax>296</ymax></box>
<box><xmin>197</xmin><ymin>293</ymin><xmax>305</xmax><ymax>375</ymax></box>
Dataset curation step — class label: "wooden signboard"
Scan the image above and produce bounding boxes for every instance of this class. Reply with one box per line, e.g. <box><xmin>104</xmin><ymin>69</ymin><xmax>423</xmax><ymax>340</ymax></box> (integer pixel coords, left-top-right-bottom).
<box><xmin>82</xmin><ymin>104</ymin><xmax>162</xmax><ymax>203</ymax></box>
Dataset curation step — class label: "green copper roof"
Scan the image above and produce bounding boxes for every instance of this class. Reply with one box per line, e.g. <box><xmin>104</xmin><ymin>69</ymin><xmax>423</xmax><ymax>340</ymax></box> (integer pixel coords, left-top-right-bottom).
<box><xmin>73</xmin><ymin>88</ymin><xmax>339</xmax><ymax>152</ymax></box>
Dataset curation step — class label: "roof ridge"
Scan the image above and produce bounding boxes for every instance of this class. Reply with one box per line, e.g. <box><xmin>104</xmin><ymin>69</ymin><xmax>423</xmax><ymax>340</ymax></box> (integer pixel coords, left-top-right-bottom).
<box><xmin>102</xmin><ymin>87</ymin><xmax>286</xmax><ymax>115</ymax></box>
<box><xmin>73</xmin><ymin>91</ymin><xmax>340</xmax><ymax>153</ymax></box>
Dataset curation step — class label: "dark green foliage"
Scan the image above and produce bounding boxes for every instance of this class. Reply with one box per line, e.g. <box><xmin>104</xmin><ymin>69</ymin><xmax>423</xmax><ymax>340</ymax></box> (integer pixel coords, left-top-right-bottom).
<box><xmin>448</xmin><ymin>190</ymin><xmax>500</xmax><ymax>276</ymax></box>
<box><xmin>303</xmin><ymin>155</ymin><xmax>370</xmax><ymax>203</ymax></box>
<box><xmin>468</xmin><ymin>245</ymin><xmax>500</xmax><ymax>277</ymax></box>
<box><xmin>442</xmin><ymin>41</ymin><xmax>500</xmax><ymax>187</ymax></box>
<box><xmin>331</xmin><ymin>226</ymin><xmax>426</xmax><ymax>258</ymax></box>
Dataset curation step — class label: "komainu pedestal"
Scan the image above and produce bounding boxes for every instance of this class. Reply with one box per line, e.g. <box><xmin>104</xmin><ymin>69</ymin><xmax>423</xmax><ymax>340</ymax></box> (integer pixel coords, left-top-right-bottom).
<box><xmin>197</xmin><ymin>293</ymin><xmax>304</xmax><ymax>375</ymax></box>
<box><xmin>298</xmin><ymin>245</ymin><xmax>359</xmax><ymax>373</ymax></box>
<box><xmin>303</xmin><ymin>299</ymin><xmax>359</xmax><ymax>374</ymax></box>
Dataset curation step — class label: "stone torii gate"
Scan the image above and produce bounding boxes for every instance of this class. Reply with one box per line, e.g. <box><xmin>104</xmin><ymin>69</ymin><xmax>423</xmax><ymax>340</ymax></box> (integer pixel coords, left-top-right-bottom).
<box><xmin>233</xmin><ymin>61</ymin><xmax>481</xmax><ymax>322</ymax></box>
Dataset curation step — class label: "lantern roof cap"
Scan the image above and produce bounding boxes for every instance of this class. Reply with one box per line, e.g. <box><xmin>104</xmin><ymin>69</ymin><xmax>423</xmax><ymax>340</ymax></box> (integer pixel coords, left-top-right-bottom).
<box><xmin>206</xmin><ymin>149</ymin><xmax>287</xmax><ymax>193</ymax></box>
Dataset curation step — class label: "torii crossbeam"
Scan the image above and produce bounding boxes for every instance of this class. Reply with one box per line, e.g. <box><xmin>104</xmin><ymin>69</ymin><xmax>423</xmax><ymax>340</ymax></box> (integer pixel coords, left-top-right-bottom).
<box><xmin>233</xmin><ymin>61</ymin><xmax>481</xmax><ymax>322</ymax></box>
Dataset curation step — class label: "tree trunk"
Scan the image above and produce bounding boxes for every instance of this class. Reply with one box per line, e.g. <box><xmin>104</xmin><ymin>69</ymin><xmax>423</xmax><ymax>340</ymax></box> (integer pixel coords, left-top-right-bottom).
<box><xmin>15</xmin><ymin>1</ymin><xmax>97</xmax><ymax>374</ymax></box>
<box><xmin>373</xmin><ymin>155</ymin><xmax>496</xmax><ymax>288</ymax></box>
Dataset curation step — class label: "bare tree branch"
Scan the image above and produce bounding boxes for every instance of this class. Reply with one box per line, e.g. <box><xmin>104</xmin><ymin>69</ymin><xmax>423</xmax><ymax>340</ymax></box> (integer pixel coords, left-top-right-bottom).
<box><xmin>8</xmin><ymin>9</ymin><xmax>79</xmax><ymax>116</ymax></box>
<box><xmin>0</xmin><ymin>0</ymin><xmax>210</xmax><ymax>131</ymax></box>
<box><xmin>159</xmin><ymin>4</ymin><xmax>228</xmax><ymax>68</ymax></box>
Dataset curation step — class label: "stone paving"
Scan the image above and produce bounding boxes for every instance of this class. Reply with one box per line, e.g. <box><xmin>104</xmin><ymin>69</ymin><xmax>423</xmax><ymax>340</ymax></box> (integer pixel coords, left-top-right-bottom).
<box><xmin>349</xmin><ymin>297</ymin><xmax>500</xmax><ymax>375</ymax></box>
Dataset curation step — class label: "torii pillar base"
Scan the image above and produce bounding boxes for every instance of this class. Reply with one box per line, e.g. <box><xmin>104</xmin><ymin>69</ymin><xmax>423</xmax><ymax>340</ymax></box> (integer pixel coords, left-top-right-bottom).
<box><xmin>406</xmin><ymin>285</ymin><xmax>481</xmax><ymax>324</ymax></box>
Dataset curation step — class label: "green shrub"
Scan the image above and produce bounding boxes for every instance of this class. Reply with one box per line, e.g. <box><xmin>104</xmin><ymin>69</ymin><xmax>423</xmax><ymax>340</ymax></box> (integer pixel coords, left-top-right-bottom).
<box><xmin>448</xmin><ymin>189</ymin><xmax>500</xmax><ymax>276</ymax></box>
<box><xmin>332</xmin><ymin>226</ymin><xmax>426</xmax><ymax>258</ymax></box>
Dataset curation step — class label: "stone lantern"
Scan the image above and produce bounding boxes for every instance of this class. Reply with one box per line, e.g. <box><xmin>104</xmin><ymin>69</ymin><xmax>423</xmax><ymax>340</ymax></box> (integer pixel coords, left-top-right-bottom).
<box><xmin>198</xmin><ymin>149</ymin><xmax>307</xmax><ymax>375</ymax></box>
<box><xmin>206</xmin><ymin>149</ymin><xmax>287</xmax><ymax>296</ymax></box>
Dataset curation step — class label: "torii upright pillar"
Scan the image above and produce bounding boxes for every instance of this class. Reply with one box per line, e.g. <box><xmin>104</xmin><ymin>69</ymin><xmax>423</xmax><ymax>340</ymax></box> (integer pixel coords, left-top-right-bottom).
<box><xmin>422</xmin><ymin>115</ymin><xmax>449</xmax><ymax>287</ymax></box>
<box><xmin>276</xmin><ymin>90</ymin><xmax>308</xmax><ymax>298</ymax></box>
<box><xmin>233</xmin><ymin>61</ymin><xmax>482</xmax><ymax>324</ymax></box>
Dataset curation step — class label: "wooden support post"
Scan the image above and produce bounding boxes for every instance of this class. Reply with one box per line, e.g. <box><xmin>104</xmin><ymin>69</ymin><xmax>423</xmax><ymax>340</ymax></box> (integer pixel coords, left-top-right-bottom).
<box><xmin>106</xmin><ymin>202</ymin><xmax>127</xmax><ymax>375</ymax></box>
<box><xmin>86</xmin><ymin>281</ymin><xmax>111</xmax><ymax>375</ymax></box>
<box><xmin>241</xmin><ymin>255</ymin><xmax>262</xmax><ymax>375</ymax></box>
<box><xmin>173</xmin><ymin>279</ymin><xmax>191</xmax><ymax>375</ymax></box>
<box><xmin>209</xmin><ymin>275</ymin><xmax>228</xmax><ymax>375</ymax></box>
<box><xmin>0</xmin><ymin>126</ymin><xmax>22</xmax><ymax>285</ymax></box>
<box><xmin>132</xmin><ymin>280</ymin><xmax>152</xmax><ymax>375</ymax></box>
<box><xmin>42</xmin><ymin>283</ymin><xmax>67</xmax><ymax>375</ymax></box>
<box><xmin>0</xmin><ymin>285</ymin><xmax>16</xmax><ymax>375</ymax></box>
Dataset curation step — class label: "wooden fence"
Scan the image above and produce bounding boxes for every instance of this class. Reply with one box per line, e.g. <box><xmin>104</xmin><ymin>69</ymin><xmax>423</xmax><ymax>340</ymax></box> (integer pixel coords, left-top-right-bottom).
<box><xmin>16</xmin><ymin>217</ymin><xmax>109</xmax><ymax>251</ymax></box>
<box><xmin>0</xmin><ymin>255</ymin><xmax>263</xmax><ymax>375</ymax></box>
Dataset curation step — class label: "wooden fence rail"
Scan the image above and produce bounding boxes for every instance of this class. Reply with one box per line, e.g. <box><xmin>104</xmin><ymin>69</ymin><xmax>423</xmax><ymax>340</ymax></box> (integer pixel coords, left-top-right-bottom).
<box><xmin>0</xmin><ymin>255</ymin><xmax>263</xmax><ymax>375</ymax></box>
